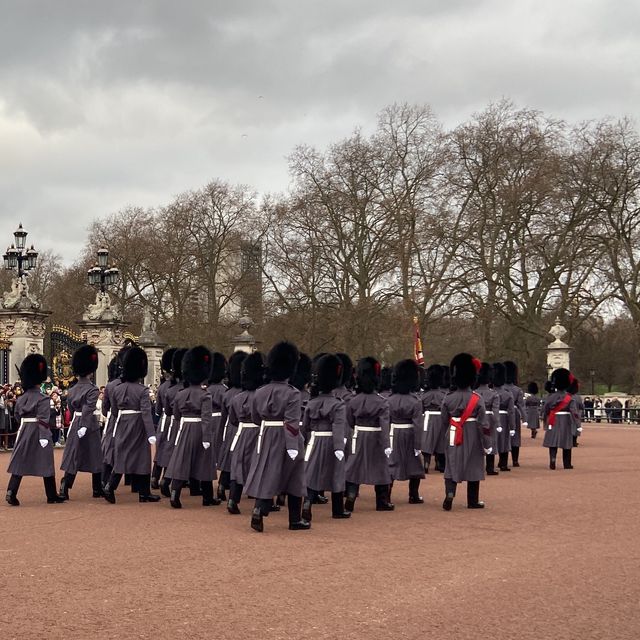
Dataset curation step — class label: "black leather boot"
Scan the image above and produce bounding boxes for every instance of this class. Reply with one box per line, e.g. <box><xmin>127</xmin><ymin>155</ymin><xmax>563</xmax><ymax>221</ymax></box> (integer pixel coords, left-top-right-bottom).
<box><xmin>331</xmin><ymin>491</ymin><xmax>351</xmax><ymax>519</ymax></box>
<box><xmin>301</xmin><ymin>497</ymin><xmax>312</xmax><ymax>522</ymax></box>
<box><xmin>443</xmin><ymin>479</ymin><xmax>456</xmax><ymax>511</ymax></box>
<box><xmin>251</xmin><ymin>506</ymin><xmax>264</xmax><ymax>532</ymax></box>
<box><xmin>58</xmin><ymin>474</ymin><xmax>71</xmax><ymax>501</ymax></box>
<box><xmin>160</xmin><ymin>477</ymin><xmax>171</xmax><ymax>498</ymax></box>
<box><xmin>498</xmin><ymin>451</ymin><xmax>511</xmax><ymax>471</ymax></box>
<box><xmin>216</xmin><ymin>483</ymin><xmax>226</xmax><ymax>502</ymax></box>
<box><xmin>92</xmin><ymin>473</ymin><xmax>104</xmax><ymax>498</ymax></box>
<box><xmin>467</xmin><ymin>480</ymin><xmax>485</xmax><ymax>509</ymax></box>
<box><xmin>408</xmin><ymin>478</ymin><xmax>423</xmax><ymax>504</ymax></box>
<box><xmin>511</xmin><ymin>446</ymin><xmax>520</xmax><ymax>467</ymax></box>
<box><xmin>288</xmin><ymin>495</ymin><xmax>311</xmax><ymax>530</ymax></box>
<box><xmin>562</xmin><ymin>448</ymin><xmax>573</xmax><ymax>469</ymax></box>
<box><xmin>549</xmin><ymin>447</ymin><xmax>557</xmax><ymax>470</ymax></box>
<box><xmin>44</xmin><ymin>476</ymin><xmax>65</xmax><ymax>504</ymax></box>
<box><xmin>5</xmin><ymin>490</ymin><xmax>19</xmax><ymax>506</ymax></box>
<box><xmin>170</xmin><ymin>482</ymin><xmax>183</xmax><ymax>509</ymax></box>
<box><xmin>202</xmin><ymin>481</ymin><xmax>220</xmax><ymax>506</ymax></box>
<box><xmin>189</xmin><ymin>477</ymin><xmax>202</xmax><ymax>496</ymax></box>
<box><xmin>375</xmin><ymin>484</ymin><xmax>395</xmax><ymax>511</ymax></box>
<box><xmin>486</xmin><ymin>454</ymin><xmax>499</xmax><ymax>475</ymax></box>
<box><xmin>344</xmin><ymin>482</ymin><xmax>358</xmax><ymax>512</ymax></box>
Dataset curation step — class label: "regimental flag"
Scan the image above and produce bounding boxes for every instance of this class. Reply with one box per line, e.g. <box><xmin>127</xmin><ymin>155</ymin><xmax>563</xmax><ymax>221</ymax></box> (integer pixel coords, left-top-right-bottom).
<box><xmin>413</xmin><ymin>316</ymin><xmax>424</xmax><ymax>366</ymax></box>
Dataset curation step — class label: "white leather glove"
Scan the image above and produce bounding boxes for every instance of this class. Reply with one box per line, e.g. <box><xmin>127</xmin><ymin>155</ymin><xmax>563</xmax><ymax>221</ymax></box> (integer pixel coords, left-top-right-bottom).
<box><xmin>287</xmin><ymin>449</ymin><xmax>298</xmax><ymax>460</ymax></box>
<box><xmin>77</xmin><ymin>427</ymin><xmax>87</xmax><ymax>439</ymax></box>
<box><xmin>39</xmin><ymin>439</ymin><xmax>48</xmax><ymax>448</ymax></box>
<box><xmin>577</xmin><ymin>427</ymin><xmax>583</xmax><ymax>433</ymax></box>
<box><xmin>343</xmin><ymin>438</ymin><xmax>347</xmax><ymax>445</ymax></box>
<box><xmin>384</xmin><ymin>447</ymin><xmax>392</xmax><ymax>458</ymax></box>
<box><xmin>334</xmin><ymin>450</ymin><xmax>344</xmax><ymax>461</ymax></box>
<box><xmin>522</xmin><ymin>422</ymin><xmax>528</xmax><ymax>428</ymax></box>
<box><xmin>202</xmin><ymin>442</ymin><xmax>211</xmax><ymax>450</ymax></box>
<box><xmin>496</xmin><ymin>426</ymin><xmax>503</xmax><ymax>433</ymax></box>
<box><xmin>148</xmin><ymin>436</ymin><xmax>157</xmax><ymax>445</ymax></box>
<box><xmin>509</xmin><ymin>430</ymin><xmax>516</xmax><ymax>437</ymax></box>
<box><xmin>414</xmin><ymin>449</ymin><xmax>421</xmax><ymax>457</ymax></box>
<box><xmin>484</xmin><ymin>447</ymin><xmax>493</xmax><ymax>455</ymax></box>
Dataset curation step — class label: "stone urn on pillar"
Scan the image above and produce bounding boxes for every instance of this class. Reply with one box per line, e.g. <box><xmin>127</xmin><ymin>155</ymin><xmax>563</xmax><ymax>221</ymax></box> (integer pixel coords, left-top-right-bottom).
<box><xmin>137</xmin><ymin>306</ymin><xmax>166</xmax><ymax>388</ymax></box>
<box><xmin>231</xmin><ymin>311</ymin><xmax>260</xmax><ymax>354</ymax></box>
<box><xmin>546</xmin><ymin>319</ymin><xmax>571</xmax><ymax>376</ymax></box>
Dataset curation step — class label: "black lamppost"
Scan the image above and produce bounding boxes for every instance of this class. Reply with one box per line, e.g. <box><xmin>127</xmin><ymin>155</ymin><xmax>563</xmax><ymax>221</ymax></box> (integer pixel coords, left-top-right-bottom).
<box><xmin>2</xmin><ymin>223</ymin><xmax>38</xmax><ymax>277</ymax></box>
<box><xmin>590</xmin><ymin>369</ymin><xmax>596</xmax><ymax>396</ymax></box>
<box><xmin>546</xmin><ymin>363</ymin><xmax>553</xmax><ymax>380</ymax></box>
<box><xmin>87</xmin><ymin>247</ymin><xmax>119</xmax><ymax>293</ymax></box>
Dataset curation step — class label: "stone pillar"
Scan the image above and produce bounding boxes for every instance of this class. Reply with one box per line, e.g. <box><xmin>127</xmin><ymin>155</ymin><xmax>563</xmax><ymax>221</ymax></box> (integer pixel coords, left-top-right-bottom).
<box><xmin>231</xmin><ymin>311</ymin><xmax>260</xmax><ymax>354</ymax></box>
<box><xmin>78</xmin><ymin>320</ymin><xmax>129</xmax><ymax>388</ymax></box>
<box><xmin>0</xmin><ymin>309</ymin><xmax>50</xmax><ymax>384</ymax></box>
<box><xmin>138</xmin><ymin>307</ymin><xmax>166</xmax><ymax>388</ymax></box>
<box><xmin>546</xmin><ymin>319</ymin><xmax>571</xmax><ymax>376</ymax></box>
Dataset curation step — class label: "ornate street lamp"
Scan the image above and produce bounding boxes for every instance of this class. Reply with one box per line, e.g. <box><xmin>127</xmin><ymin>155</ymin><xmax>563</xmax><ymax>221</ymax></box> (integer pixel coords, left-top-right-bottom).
<box><xmin>87</xmin><ymin>247</ymin><xmax>119</xmax><ymax>293</ymax></box>
<box><xmin>2</xmin><ymin>223</ymin><xmax>38</xmax><ymax>278</ymax></box>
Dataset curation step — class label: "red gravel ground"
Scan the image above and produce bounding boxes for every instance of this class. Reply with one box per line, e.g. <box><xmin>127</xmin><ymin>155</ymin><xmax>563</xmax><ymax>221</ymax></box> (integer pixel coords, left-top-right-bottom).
<box><xmin>0</xmin><ymin>424</ymin><xmax>638</xmax><ymax>640</ymax></box>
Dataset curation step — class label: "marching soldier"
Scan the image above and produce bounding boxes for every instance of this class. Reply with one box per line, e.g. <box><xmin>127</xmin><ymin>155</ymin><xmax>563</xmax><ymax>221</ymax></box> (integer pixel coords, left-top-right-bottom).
<box><xmin>492</xmin><ymin>363</ymin><xmax>515</xmax><ymax>472</ymax></box>
<box><xmin>525</xmin><ymin>382</ymin><xmax>541</xmax><ymax>439</ymax></box>
<box><xmin>151</xmin><ymin>347</ymin><xmax>176</xmax><ymax>489</ymax></box>
<box><xmin>543</xmin><ymin>369</ymin><xmax>580</xmax><ymax>469</ymax></box>
<box><xmin>421</xmin><ymin>364</ymin><xmax>446</xmax><ymax>473</ymax></box>
<box><xmin>475</xmin><ymin>362</ymin><xmax>500</xmax><ymax>475</ymax></box>
<box><xmin>207</xmin><ymin>351</ymin><xmax>227</xmax><ymax>480</ymax></box>
<box><xmin>504</xmin><ymin>361</ymin><xmax>528</xmax><ymax>467</ymax></box>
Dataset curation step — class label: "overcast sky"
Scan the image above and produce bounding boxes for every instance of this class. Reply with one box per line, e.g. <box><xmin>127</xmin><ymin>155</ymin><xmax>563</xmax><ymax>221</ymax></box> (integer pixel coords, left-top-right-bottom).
<box><xmin>1</xmin><ymin>0</ymin><xmax>638</xmax><ymax>265</ymax></box>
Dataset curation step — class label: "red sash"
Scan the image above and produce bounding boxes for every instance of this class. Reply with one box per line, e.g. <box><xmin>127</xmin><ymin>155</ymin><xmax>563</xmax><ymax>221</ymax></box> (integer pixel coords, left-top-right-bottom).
<box><xmin>450</xmin><ymin>392</ymin><xmax>480</xmax><ymax>446</ymax></box>
<box><xmin>548</xmin><ymin>394</ymin><xmax>572</xmax><ymax>428</ymax></box>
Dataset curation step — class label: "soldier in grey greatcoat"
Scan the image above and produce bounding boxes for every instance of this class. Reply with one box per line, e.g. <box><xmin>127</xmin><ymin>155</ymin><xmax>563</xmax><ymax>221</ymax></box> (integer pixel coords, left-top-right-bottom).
<box><xmin>492</xmin><ymin>363</ymin><xmax>515</xmax><ymax>472</ymax></box>
<box><xmin>421</xmin><ymin>364</ymin><xmax>446</xmax><ymax>473</ymax></box>
<box><xmin>157</xmin><ymin>348</ymin><xmax>187</xmax><ymax>498</ymax></box>
<box><xmin>441</xmin><ymin>353</ymin><xmax>491</xmax><ymax>511</ymax></box>
<box><xmin>505</xmin><ymin>361</ymin><xmax>528</xmax><ymax>467</ymax></box>
<box><xmin>102</xmin><ymin>347</ymin><xmax>160</xmax><ymax>504</ymax></box>
<box><xmin>227</xmin><ymin>351</ymin><xmax>265</xmax><ymax>515</ymax></box>
<box><xmin>244</xmin><ymin>341</ymin><xmax>310</xmax><ymax>532</ymax></box>
<box><xmin>387</xmin><ymin>359</ymin><xmax>425</xmax><ymax>504</ymax></box>
<box><xmin>525</xmin><ymin>382</ymin><xmax>541</xmax><ymax>439</ymax></box>
<box><xmin>301</xmin><ymin>354</ymin><xmax>350</xmax><ymax>521</ymax></box>
<box><xmin>6</xmin><ymin>354</ymin><xmax>65</xmax><ymax>505</ymax></box>
<box><xmin>543</xmin><ymin>368</ymin><xmax>580</xmax><ymax>470</ymax></box>
<box><xmin>474</xmin><ymin>362</ymin><xmax>500</xmax><ymax>475</ymax></box>
<box><xmin>207</xmin><ymin>351</ymin><xmax>227</xmax><ymax>500</ymax></box>
<box><xmin>344</xmin><ymin>357</ymin><xmax>394</xmax><ymax>513</ymax></box>
<box><xmin>59</xmin><ymin>345</ymin><xmax>103</xmax><ymax>500</ymax></box>
<box><xmin>151</xmin><ymin>347</ymin><xmax>176</xmax><ymax>489</ymax></box>
<box><xmin>216</xmin><ymin>351</ymin><xmax>247</xmax><ymax>502</ymax></box>
<box><xmin>167</xmin><ymin>346</ymin><xmax>215</xmax><ymax>508</ymax></box>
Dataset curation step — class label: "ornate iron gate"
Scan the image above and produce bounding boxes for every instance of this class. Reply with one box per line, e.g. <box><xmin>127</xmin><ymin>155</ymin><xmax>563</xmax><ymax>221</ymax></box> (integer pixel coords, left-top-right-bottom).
<box><xmin>48</xmin><ymin>325</ymin><xmax>87</xmax><ymax>388</ymax></box>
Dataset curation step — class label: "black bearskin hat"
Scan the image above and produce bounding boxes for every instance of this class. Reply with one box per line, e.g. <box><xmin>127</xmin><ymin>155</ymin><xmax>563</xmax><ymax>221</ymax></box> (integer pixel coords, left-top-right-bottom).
<box><xmin>551</xmin><ymin>368</ymin><xmax>571</xmax><ymax>391</ymax></box>
<box><xmin>72</xmin><ymin>345</ymin><xmax>99</xmax><ymax>378</ymax></box>
<box><xmin>161</xmin><ymin>347</ymin><xmax>177</xmax><ymax>374</ymax></box>
<box><xmin>477</xmin><ymin>362</ymin><xmax>492</xmax><ymax>386</ymax></box>
<box><xmin>183</xmin><ymin>346</ymin><xmax>212</xmax><ymax>385</ymax></box>
<box><xmin>544</xmin><ymin>379</ymin><xmax>555</xmax><ymax>394</ymax></box>
<box><xmin>315</xmin><ymin>354</ymin><xmax>342</xmax><ymax>394</ymax></box>
<box><xmin>171</xmin><ymin>348</ymin><xmax>188</xmax><ymax>382</ymax></box>
<box><xmin>291</xmin><ymin>353</ymin><xmax>312</xmax><ymax>391</ymax></box>
<box><xmin>426</xmin><ymin>364</ymin><xmax>444</xmax><ymax>390</ymax></box>
<box><xmin>441</xmin><ymin>365</ymin><xmax>450</xmax><ymax>389</ymax></box>
<box><xmin>492</xmin><ymin>362</ymin><xmax>506</xmax><ymax>387</ymax></box>
<box><xmin>504</xmin><ymin>360</ymin><xmax>518</xmax><ymax>385</ymax></box>
<box><xmin>108</xmin><ymin>346</ymin><xmax>131</xmax><ymax>382</ymax></box>
<box><xmin>241</xmin><ymin>351</ymin><xmax>265</xmax><ymax>391</ymax></box>
<box><xmin>527</xmin><ymin>381</ymin><xmax>539</xmax><ymax>395</ymax></box>
<box><xmin>20</xmin><ymin>353</ymin><xmax>48</xmax><ymax>390</ymax></box>
<box><xmin>122</xmin><ymin>347</ymin><xmax>148</xmax><ymax>382</ymax></box>
<box><xmin>379</xmin><ymin>366</ymin><xmax>392</xmax><ymax>393</ymax></box>
<box><xmin>356</xmin><ymin>356</ymin><xmax>380</xmax><ymax>394</ymax></box>
<box><xmin>336</xmin><ymin>352</ymin><xmax>354</xmax><ymax>389</ymax></box>
<box><xmin>228</xmin><ymin>351</ymin><xmax>248</xmax><ymax>388</ymax></box>
<box><xmin>266</xmin><ymin>341</ymin><xmax>299</xmax><ymax>382</ymax></box>
<box><xmin>208</xmin><ymin>352</ymin><xmax>227</xmax><ymax>384</ymax></box>
<box><xmin>392</xmin><ymin>359</ymin><xmax>420</xmax><ymax>394</ymax></box>
<box><xmin>568</xmin><ymin>378</ymin><xmax>579</xmax><ymax>394</ymax></box>
<box><xmin>450</xmin><ymin>353</ymin><xmax>480</xmax><ymax>389</ymax></box>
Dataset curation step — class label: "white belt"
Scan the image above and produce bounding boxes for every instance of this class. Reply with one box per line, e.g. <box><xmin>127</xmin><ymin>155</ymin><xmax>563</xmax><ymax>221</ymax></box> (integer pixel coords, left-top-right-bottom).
<box><xmin>230</xmin><ymin>421</ymin><xmax>260</xmax><ymax>452</ymax></box>
<box><xmin>423</xmin><ymin>411</ymin><xmax>440</xmax><ymax>432</ymax></box>
<box><xmin>486</xmin><ymin>411</ymin><xmax>493</xmax><ymax>415</ymax></box>
<box><xmin>112</xmin><ymin>410</ymin><xmax>141</xmax><ymax>438</ymax></box>
<box><xmin>175</xmin><ymin>417</ymin><xmax>202</xmax><ymax>446</ymax></box>
<box><xmin>102</xmin><ymin>409</ymin><xmax>112</xmax><ymax>443</ymax></box>
<box><xmin>499</xmin><ymin>410</ymin><xmax>509</xmax><ymax>414</ymax></box>
<box><xmin>16</xmin><ymin>417</ymin><xmax>39</xmax><ymax>445</ymax></box>
<box><xmin>212</xmin><ymin>412</ymin><xmax>222</xmax><ymax>417</ymax></box>
<box><xmin>390</xmin><ymin>423</ymin><xmax>412</xmax><ymax>451</ymax></box>
<box><xmin>257</xmin><ymin>420</ymin><xmax>284</xmax><ymax>454</ymax></box>
<box><xmin>555</xmin><ymin>411</ymin><xmax>570</xmax><ymax>415</ymax></box>
<box><xmin>449</xmin><ymin>417</ymin><xmax>476</xmax><ymax>447</ymax></box>
<box><xmin>351</xmin><ymin>425</ymin><xmax>381</xmax><ymax>455</ymax></box>
<box><xmin>166</xmin><ymin>415</ymin><xmax>175</xmax><ymax>443</ymax></box>
<box><xmin>304</xmin><ymin>430</ymin><xmax>333</xmax><ymax>462</ymax></box>
<box><xmin>159</xmin><ymin>412</ymin><xmax>167</xmax><ymax>434</ymax></box>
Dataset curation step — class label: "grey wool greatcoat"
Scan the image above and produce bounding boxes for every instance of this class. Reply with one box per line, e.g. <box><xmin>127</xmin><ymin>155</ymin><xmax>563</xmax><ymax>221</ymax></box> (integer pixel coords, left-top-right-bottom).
<box><xmin>542</xmin><ymin>392</ymin><xmax>580</xmax><ymax>450</ymax></box>
<box><xmin>344</xmin><ymin>393</ymin><xmax>392</xmax><ymax>486</ymax></box>
<box><xmin>420</xmin><ymin>389</ymin><xmax>446</xmax><ymax>454</ymax></box>
<box><xmin>110</xmin><ymin>381</ymin><xmax>156</xmax><ymax>475</ymax></box>
<box><xmin>494</xmin><ymin>387</ymin><xmax>515</xmax><ymax>454</ymax></box>
<box><xmin>154</xmin><ymin>382</ymin><xmax>181</xmax><ymax>469</ymax></box>
<box><xmin>7</xmin><ymin>388</ymin><xmax>55</xmax><ymax>477</ymax></box>
<box><xmin>60</xmin><ymin>379</ymin><xmax>102</xmax><ymax>474</ymax></box>
<box><xmin>476</xmin><ymin>384</ymin><xmax>500</xmax><ymax>453</ymax></box>
<box><xmin>101</xmin><ymin>378</ymin><xmax>122</xmax><ymax>467</ymax></box>
<box><xmin>301</xmin><ymin>393</ymin><xmax>347</xmax><ymax>493</ymax></box>
<box><xmin>333</xmin><ymin>386</ymin><xmax>354</xmax><ymax>447</ymax></box>
<box><xmin>207</xmin><ymin>382</ymin><xmax>227</xmax><ymax>466</ymax></box>
<box><xmin>506</xmin><ymin>383</ymin><xmax>526</xmax><ymax>447</ymax></box>
<box><xmin>228</xmin><ymin>389</ymin><xmax>260</xmax><ymax>486</ymax></box>
<box><xmin>387</xmin><ymin>393</ymin><xmax>425</xmax><ymax>481</ymax></box>
<box><xmin>217</xmin><ymin>387</ymin><xmax>242</xmax><ymax>473</ymax></box>
<box><xmin>153</xmin><ymin>379</ymin><xmax>170</xmax><ymax>456</ymax></box>
<box><xmin>243</xmin><ymin>381</ymin><xmax>305</xmax><ymax>499</ymax></box>
<box><xmin>165</xmin><ymin>385</ymin><xmax>214</xmax><ymax>482</ymax></box>
<box><xmin>441</xmin><ymin>389</ymin><xmax>490</xmax><ymax>483</ymax></box>
<box><xmin>525</xmin><ymin>394</ymin><xmax>541</xmax><ymax>430</ymax></box>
